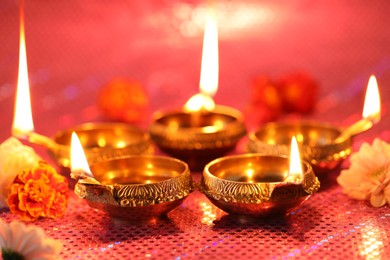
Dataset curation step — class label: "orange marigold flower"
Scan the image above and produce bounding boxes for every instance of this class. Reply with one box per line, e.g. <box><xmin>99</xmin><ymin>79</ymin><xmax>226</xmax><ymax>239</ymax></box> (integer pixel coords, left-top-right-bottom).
<box><xmin>7</xmin><ymin>161</ymin><xmax>68</xmax><ymax>221</ymax></box>
<box><xmin>97</xmin><ymin>78</ymin><xmax>149</xmax><ymax>123</ymax></box>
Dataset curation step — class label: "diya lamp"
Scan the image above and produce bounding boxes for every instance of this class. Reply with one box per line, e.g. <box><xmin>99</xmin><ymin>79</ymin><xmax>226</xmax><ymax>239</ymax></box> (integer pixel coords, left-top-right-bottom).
<box><xmin>11</xmin><ymin>10</ymin><xmax>152</xmax><ymax>168</ymax></box>
<box><xmin>149</xmin><ymin>12</ymin><xmax>246</xmax><ymax>170</ymax></box>
<box><xmin>201</xmin><ymin>137</ymin><xmax>320</xmax><ymax>217</ymax></box>
<box><xmin>70</xmin><ymin>132</ymin><xmax>194</xmax><ymax>220</ymax></box>
<box><xmin>247</xmin><ymin>75</ymin><xmax>381</xmax><ymax>173</ymax></box>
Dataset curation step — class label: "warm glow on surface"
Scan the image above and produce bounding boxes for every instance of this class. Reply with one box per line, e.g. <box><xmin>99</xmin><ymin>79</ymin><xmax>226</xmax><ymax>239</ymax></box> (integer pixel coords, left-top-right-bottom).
<box><xmin>245</xmin><ymin>168</ymin><xmax>255</xmax><ymax>183</ymax></box>
<box><xmin>184</xmin><ymin>11</ymin><xmax>218</xmax><ymax>112</ymax></box>
<box><xmin>201</xmin><ymin>119</ymin><xmax>224</xmax><ymax>133</ymax></box>
<box><xmin>12</xmin><ymin>7</ymin><xmax>34</xmax><ymax>135</ymax></box>
<box><xmin>362</xmin><ymin>75</ymin><xmax>381</xmax><ymax>122</ymax></box>
<box><xmin>71</xmin><ymin>132</ymin><xmax>93</xmax><ymax>177</ymax></box>
<box><xmin>199</xmin><ymin>202</ymin><xmax>217</xmax><ymax>226</ymax></box>
<box><xmin>359</xmin><ymin>224</ymin><xmax>384</xmax><ymax>260</ymax></box>
<box><xmin>287</xmin><ymin>136</ymin><xmax>303</xmax><ymax>183</ymax></box>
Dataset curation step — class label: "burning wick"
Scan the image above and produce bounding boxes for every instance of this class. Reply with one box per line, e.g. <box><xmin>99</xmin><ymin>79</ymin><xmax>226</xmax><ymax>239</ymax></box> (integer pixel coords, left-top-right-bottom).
<box><xmin>12</xmin><ymin>4</ymin><xmax>33</xmax><ymax>136</ymax></box>
<box><xmin>335</xmin><ymin>75</ymin><xmax>381</xmax><ymax>142</ymax></box>
<box><xmin>11</xmin><ymin>3</ymin><xmax>58</xmax><ymax>150</ymax></box>
<box><xmin>70</xmin><ymin>132</ymin><xmax>98</xmax><ymax>183</ymax></box>
<box><xmin>285</xmin><ymin>136</ymin><xmax>303</xmax><ymax>184</ymax></box>
<box><xmin>185</xmin><ymin>94</ymin><xmax>215</xmax><ymax>112</ymax></box>
<box><xmin>184</xmin><ymin>10</ymin><xmax>218</xmax><ymax>112</ymax></box>
<box><xmin>362</xmin><ymin>75</ymin><xmax>381</xmax><ymax>122</ymax></box>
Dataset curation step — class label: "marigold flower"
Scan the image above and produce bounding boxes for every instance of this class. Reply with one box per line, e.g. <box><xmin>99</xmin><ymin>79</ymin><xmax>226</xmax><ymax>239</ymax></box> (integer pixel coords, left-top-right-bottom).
<box><xmin>7</xmin><ymin>161</ymin><xmax>68</xmax><ymax>221</ymax></box>
<box><xmin>97</xmin><ymin>78</ymin><xmax>149</xmax><ymax>123</ymax></box>
<box><xmin>0</xmin><ymin>137</ymin><xmax>41</xmax><ymax>208</ymax></box>
<box><xmin>337</xmin><ymin>138</ymin><xmax>390</xmax><ymax>207</ymax></box>
<box><xmin>0</xmin><ymin>219</ymin><xmax>62</xmax><ymax>259</ymax></box>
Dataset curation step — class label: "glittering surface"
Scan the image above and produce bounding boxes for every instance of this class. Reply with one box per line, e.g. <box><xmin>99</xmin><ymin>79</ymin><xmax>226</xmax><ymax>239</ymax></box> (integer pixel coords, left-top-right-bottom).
<box><xmin>1</xmin><ymin>1</ymin><xmax>390</xmax><ymax>259</ymax></box>
<box><xmin>1</xmin><ymin>183</ymin><xmax>390</xmax><ymax>259</ymax></box>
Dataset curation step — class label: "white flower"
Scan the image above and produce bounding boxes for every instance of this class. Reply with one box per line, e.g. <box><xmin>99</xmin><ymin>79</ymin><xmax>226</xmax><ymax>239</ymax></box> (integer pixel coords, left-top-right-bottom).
<box><xmin>337</xmin><ymin>138</ymin><xmax>390</xmax><ymax>207</ymax></box>
<box><xmin>0</xmin><ymin>219</ymin><xmax>62</xmax><ymax>260</ymax></box>
<box><xmin>0</xmin><ymin>137</ymin><xmax>41</xmax><ymax>208</ymax></box>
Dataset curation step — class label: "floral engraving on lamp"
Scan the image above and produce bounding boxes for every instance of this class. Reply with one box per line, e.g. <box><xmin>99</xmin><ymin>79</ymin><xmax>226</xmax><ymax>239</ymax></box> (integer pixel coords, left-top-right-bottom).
<box><xmin>115</xmin><ymin>176</ymin><xmax>193</xmax><ymax>207</ymax></box>
<box><xmin>337</xmin><ymin>138</ymin><xmax>390</xmax><ymax>207</ymax></box>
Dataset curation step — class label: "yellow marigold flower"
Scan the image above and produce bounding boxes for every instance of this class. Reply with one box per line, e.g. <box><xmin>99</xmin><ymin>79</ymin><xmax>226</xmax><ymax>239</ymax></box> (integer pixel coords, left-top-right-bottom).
<box><xmin>7</xmin><ymin>161</ymin><xmax>68</xmax><ymax>221</ymax></box>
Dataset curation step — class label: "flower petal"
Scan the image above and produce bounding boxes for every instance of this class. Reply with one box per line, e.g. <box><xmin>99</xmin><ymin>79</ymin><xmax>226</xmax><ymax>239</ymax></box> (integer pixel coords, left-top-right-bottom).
<box><xmin>0</xmin><ymin>138</ymin><xmax>41</xmax><ymax>208</ymax></box>
<box><xmin>370</xmin><ymin>193</ymin><xmax>386</xmax><ymax>207</ymax></box>
<box><xmin>338</xmin><ymin>138</ymin><xmax>390</xmax><ymax>208</ymax></box>
<box><xmin>7</xmin><ymin>160</ymin><xmax>68</xmax><ymax>221</ymax></box>
<box><xmin>0</xmin><ymin>219</ymin><xmax>62</xmax><ymax>259</ymax></box>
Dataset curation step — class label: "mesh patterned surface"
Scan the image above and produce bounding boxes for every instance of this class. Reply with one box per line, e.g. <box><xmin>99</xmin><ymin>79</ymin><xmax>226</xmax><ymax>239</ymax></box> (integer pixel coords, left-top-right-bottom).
<box><xmin>1</xmin><ymin>178</ymin><xmax>390</xmax><ymax>259</ymax></box>
<box><xmin>1</xmin><ymin>1</ymin><xmax>390</xmax><ymax>259</ymax></box>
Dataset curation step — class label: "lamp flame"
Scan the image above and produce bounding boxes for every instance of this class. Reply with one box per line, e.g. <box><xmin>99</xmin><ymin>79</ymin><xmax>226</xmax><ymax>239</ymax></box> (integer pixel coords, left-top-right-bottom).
<box><xmin>362</xmin><ymin>75</ymin><xmax>381</xmax><ymax>123</ymax></box>
<box><xmin>287</xmin><ymin>136</ymin><xmax>303</xmax><ymax>184</ymax></box>
<box><xmin>185</xmin><ymin>12</ymin><xmax>218</xmax><ymax>112</ymax></box>
<box><xmin>185</xmin><ymin>93</ymin><xmax>216</xmax><ymax>111</ymax></box>
<box><xmin>199</xmin><ymin>13</ymin><xmax>219</xmax><ymax>98</ymax></box>
<box><xmin>70</xmin><ymin>132</ymin><xmax>93</xmax><ymax>177</ymax></box>
<box><xmin>12</xmin><ymin>5</ymin><xmax>34</xmax><ymax>136</ymax></box>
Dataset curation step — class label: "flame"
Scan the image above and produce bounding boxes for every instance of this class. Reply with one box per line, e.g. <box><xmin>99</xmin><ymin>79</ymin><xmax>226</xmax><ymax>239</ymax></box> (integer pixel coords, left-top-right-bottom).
<box><xmin>362</xmin><ymin>75</ymin><xmax>381</xmax><ymax>122</ymax></box>
<box><xmin>185</xmin><ymin>12</ymin><xmax>218</xmax><ymax>112</ymax></box>
<box><xmin>199</xmin><ymin>13</ymin><xmax>219</xmax><ymax>97</ymax></box>
<box><xmin>184</xmin><ymin>93</ymin><xmax>215</xmax><ymax>111</ymax></box>
<box><xmin>70</xmin><ymin>132</ymin><xmax>93</xmax><ymax>177</ymax></box>
<box><xmin>287</xmin><ymin>136</ymin><xmax>303</xmax><ymax>183</ymax></box>
<box><xmin>12</xmin><ymin>5</ymin><xmax>34</xmax><ymax>135</ymax></box>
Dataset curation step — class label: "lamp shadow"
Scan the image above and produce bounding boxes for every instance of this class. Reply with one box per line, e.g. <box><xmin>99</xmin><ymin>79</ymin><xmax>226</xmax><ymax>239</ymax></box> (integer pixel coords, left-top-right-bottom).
<box><xmin>97</xmin><ymin>215</ymin><xmax>181</xmax><ymax>243</ymax></box>
<box><xmin>212</xmin><ymin>205</ymin><xmax>321</xmax><ymax>242</ymax></box>
<box><xmin>316</xmin><ymin>166</ymin><xmax>342</xmax><ymax>192</ymax></box>
<box><xmin>0</xmin><ymin>208</ymin><xmax>9</xmax><ymax>214</ymax></box>
<box><xmin>76</xmin><ymin>205</ymin><xmax>195</xmax><ymax>243</ymax></box>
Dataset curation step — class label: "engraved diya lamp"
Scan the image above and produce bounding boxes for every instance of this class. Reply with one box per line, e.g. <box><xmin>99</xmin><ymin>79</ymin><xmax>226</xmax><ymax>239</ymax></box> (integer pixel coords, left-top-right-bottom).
<box><xmin>13</xmin><ymin>121</ymin><xmax>153</xmax><ymax>169</ymax></box>
<box><xmin>70</xmin><ymin>133</ymin><xmax>193</xmax><ymax>220</ymax></box>
<box><xmin>11</xmin><ymin>27</ymin><xmax>152</xmax><ymax>168</ymax></box>
<box><xmin>149</xmin><ymin>105</ymin><xmax>246</xmax><ymax>171</ymax></box>
<box><xmin>201</xmin><ymin>137</ymin><xmax>320</xmax><ymax>217</ymax></box>
<box><xmin>247</xmin><ymin>75</ymin><xmax>381</xmax><ymax>173</ymax></box>
<box><xmin>149</xmin><ymin>13</ymin><xmax>246</xmax><ymax>170</ymax></box>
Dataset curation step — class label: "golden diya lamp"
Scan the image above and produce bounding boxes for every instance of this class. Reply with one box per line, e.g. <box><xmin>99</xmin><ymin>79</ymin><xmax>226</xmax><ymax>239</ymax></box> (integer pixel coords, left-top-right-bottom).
<box><xmin>70</xmin><ymin>132</ymin><xmax>194</xmax><ymax>220</ymax></box>
<box><xmin>201</xmin><ymin>137</ymin><xmax>320</xmax><ymax>217</ymax></box>
<box><xmin>149</xmin><ymin>12</ymin><xmax>246</xmax><ymax>170</ymax></box>
<box><xmin>11</xmin><ymin>12</ymin><xmax>152</xmax><ymax>168</ymax></box>
<box><xmin>247</xmin><ymin>75</ymin><xmax>381</xmax><ymax>173</ymax></box>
